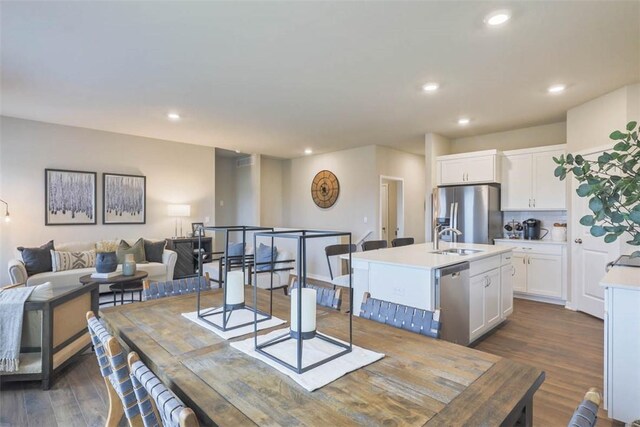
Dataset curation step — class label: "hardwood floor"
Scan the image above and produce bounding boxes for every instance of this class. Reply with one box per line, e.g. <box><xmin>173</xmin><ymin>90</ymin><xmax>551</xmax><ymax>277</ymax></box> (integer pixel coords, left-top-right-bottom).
<box><xmin>0</xmin><ymin>298</ymin><xmax>621</xmax><ymax>426</ymax></box>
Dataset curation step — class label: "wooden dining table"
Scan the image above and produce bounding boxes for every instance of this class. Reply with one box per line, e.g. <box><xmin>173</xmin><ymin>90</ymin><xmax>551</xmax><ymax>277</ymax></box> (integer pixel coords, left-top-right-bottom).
<box><xmin>99</xmin><ymin>288</ymin><xmax>544</xmax><ymax>426</ymax></box>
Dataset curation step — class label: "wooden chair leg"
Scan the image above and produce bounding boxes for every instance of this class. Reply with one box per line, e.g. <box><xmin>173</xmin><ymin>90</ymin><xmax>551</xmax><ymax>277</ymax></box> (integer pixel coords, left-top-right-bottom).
<box><xmin>104</xmin><ymin>377</ymin><xmax>124</xmax><ymax>427</ymax></box>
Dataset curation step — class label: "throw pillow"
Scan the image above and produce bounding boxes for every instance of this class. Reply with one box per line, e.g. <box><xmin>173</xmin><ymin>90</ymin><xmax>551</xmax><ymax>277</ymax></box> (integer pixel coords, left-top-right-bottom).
<box><xmin>117</xmin><ymin>238</ymin><xmax>146</xmax><ymax>264</ymax></box>
<box><xmin>255</xmin><ymin>243</ymin><xmax>277</xmax><ymax>271</ymax></box>
<box><xmin>227</xmin><ymin>242</ymin><xmax>245</xmax><ymax>257</ymax></box>
<box><xmin>17</xmin><ymin>240</ymin><xmax>55</xmax><ymax>276</ymax></box>
<box><xmin>50</xmin><ymin>249</ymin><xmax>96</xmax><ymax>272</ymax></box>
<box><xmin>144</xmin><ymin>239</ymin><xmax>166</xmax><ymax>263</ymax></box>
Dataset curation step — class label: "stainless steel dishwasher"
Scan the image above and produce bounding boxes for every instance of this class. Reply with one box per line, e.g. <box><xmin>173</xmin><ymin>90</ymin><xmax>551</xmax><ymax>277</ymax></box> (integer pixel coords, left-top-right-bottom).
<box><xmin>434</xmin><ymin>262</ymin><xmax>470</xmax><ymax>346</ymax></box>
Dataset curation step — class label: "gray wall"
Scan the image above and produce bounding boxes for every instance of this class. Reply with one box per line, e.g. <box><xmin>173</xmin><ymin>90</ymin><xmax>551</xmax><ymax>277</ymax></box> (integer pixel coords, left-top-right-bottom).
<box><xmin>0</xmin><ymin>116</ymin><xmax>215</xmax><ymax>284</ymax></box>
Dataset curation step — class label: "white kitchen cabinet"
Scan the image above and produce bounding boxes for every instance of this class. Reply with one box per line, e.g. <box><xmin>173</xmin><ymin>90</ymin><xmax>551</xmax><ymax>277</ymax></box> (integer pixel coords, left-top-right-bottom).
<box><xmin>501</xmin><ymin>145</ymin><xmax>566</xmax><ymax>210</ymax></box>
<box><xmin>470</xmin><ymin>268</ymin><xmax>501</xmax><ymax>341</ymax></box>
<box><xmin>601</xmin><ymin>268</ymin><xmax>640</xmax><ymax>424</ymax></box>
<box><xmin>500</xmin><ymin>258</ymin><xmax>514</xmax><ymax>317</ymax></box>
<box><xmin>437</xmin><ymin>150</ymin><xmax>500</xmax><ymax>186</ymax></box>
<box><xmin>494</xmin><ymin>239</ymin><xmax>566</xmax><ymax>302</ymax></box>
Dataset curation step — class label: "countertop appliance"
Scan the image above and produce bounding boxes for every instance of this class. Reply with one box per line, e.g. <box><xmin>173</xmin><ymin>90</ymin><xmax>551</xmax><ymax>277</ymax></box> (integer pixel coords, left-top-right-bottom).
<box><xmin>523</xmin><ymin>218</ymin><xmax>548</xmax><ymax>240</ymax></box>
<box><xmin>435</xmin><ymin>262</ymin><xmax>470</xmax><ymax>345</ymax></box>
<box><xmin>434</xmin><ymin>184</ymin><xmax>502</xmax><ymax>244</ymax></box>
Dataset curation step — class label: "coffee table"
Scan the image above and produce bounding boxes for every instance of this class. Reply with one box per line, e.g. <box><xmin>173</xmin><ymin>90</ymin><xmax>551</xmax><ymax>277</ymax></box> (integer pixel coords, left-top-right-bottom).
<box><xmin>79</xmin><ymin>271</ymin><xmax>148</xmax><ymax>306</ymax></box>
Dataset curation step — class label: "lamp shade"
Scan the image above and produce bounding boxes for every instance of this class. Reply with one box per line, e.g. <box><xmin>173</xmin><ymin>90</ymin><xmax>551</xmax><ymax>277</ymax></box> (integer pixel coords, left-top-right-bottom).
<box><xmin>167</xmin><ymin>204</ymin><xmax>191</xmax><ymax>217</ymax></box>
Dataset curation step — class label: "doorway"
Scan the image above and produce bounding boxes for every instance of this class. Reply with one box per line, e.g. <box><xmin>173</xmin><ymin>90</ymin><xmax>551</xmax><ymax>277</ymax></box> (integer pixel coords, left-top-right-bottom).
<box><xmin>570</xmin><ymin>146</ymin><xmax>620</xmax><ymax>319</ymax></box>
<box><xmin>380</xmin><ymin>176</ymin><xmax>404</xmax><ymax>246</ymax></box>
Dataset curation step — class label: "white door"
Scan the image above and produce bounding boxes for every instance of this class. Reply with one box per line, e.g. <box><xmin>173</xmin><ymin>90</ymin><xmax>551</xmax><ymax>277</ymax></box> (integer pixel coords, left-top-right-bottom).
<box><xmin>512</xmin><ymin>252</ymin><xmax>527</xmax><ymax>293</ymax></box>
<box><xmin>465</xmin><ymin>155</ymin><xmax>496</xmax><ymax>183</ymax></box>
<box><xmin>532</xmin><ymin>149</ymin><xmax>566</xmax><ymax>209</ymax></box>
<box><xmin>527</xmin><ymin>253</ymin><xmax>563</xmax><ymax>298</ymax></box>
<box><xmin>485</xmin><ymin>269</ymin><xmax>502</xmax><ymax>328</ymax></box>
<box><xmin>501</xmin><ymin>153</ymin><xmax>532</xmax><ymax>210</ymax></box>
<box><xmin>571</xmin><ymin>148</ymin><xmax>620</xmax><ymax>319</ymax></box>
<box><xmin>469</xmin><ymin>275</ymin><xmax>486</xmax><ymax>339</ymax></box>
<box><xmin>380</xmin><ymin>183</ymin><xmax>389</xmax><ymax>242</ymax></box>
<box><xmin>500</xmin><ymin>264</ymin><xmax>514</xmax><ymax>317</ymax></box>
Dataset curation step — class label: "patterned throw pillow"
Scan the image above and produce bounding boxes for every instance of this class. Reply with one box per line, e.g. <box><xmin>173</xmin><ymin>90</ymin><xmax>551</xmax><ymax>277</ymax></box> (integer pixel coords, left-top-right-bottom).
<box><xmin>50</xmin><ymin>249</ymin><xmax>97</xmax><ymax>272</ymax></box>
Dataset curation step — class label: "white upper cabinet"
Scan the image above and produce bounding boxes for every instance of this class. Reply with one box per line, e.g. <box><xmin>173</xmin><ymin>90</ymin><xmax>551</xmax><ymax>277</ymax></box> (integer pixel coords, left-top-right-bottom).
<box><xmin>501</xmin><ymin>145</ymin><xmax>566</xmax><ymax>210</ymax></box>
<box><xmin>437</xmin><ymin>150</ymin><xmax>500</xmax><ymax>186</ymax></box>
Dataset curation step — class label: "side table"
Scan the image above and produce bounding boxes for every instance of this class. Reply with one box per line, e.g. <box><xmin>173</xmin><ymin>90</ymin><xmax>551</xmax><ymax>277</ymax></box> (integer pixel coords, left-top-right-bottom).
<box><xmin>79</xmin><ymin>271</ymin><xmax>148</xmax><ymax>306</ymax></box>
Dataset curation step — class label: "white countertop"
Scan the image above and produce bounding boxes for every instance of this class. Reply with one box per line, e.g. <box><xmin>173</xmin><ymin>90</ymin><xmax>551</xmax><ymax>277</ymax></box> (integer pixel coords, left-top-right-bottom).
<box><xmin>350</xmin><ymin>242</ymin><xmax>511</xmax><ymax>270</ymax></box>
<box><xmin>494</xmin><ymin>238</ymin><xmax>567</xmax><ymax>246</ymax></box>
<box><xmin>600</xmin><ymin>266</ymin><xmax>640</xmax><ymax>291</ymax></box>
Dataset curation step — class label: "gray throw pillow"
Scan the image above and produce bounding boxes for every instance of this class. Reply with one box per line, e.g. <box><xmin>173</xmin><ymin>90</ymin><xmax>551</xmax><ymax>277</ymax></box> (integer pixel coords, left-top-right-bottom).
<box><xmin>116</xmin><ymin>238</ymin><xmax>146</xmax><ymax>264</ymax></box>
<box><xmin>227</xmin><ymin>242</ymin><xmax>245</xmax><ymax>257</ymax></box>
<box><xmin>17</xmin><ymin>240</ymin><xmax>55</xmax><ymax>276</ymax></box>
<box><xmin>256</xmin><ymin>243</ymin><xmax>277</xmax><ymax>272</ymax></box>
<box><xmin>144</xmin><ymin>240</ymin><xmax>166</xmax><ymax>263</ymax></box>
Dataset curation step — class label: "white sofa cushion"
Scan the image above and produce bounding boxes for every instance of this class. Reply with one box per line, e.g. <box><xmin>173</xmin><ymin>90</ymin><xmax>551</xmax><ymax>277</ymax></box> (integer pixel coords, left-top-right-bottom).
<box><xmin>26</xmin><ymin>262</ymin><xmax>167</xmax><ymax>288</ymax></box>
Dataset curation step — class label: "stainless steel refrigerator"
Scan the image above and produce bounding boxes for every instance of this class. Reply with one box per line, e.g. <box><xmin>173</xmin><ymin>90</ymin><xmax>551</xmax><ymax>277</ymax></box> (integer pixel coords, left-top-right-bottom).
<box><xmin>433</xmin><ymin>184</ymin><xmax>502</xmax><ymax>244</ymax></box>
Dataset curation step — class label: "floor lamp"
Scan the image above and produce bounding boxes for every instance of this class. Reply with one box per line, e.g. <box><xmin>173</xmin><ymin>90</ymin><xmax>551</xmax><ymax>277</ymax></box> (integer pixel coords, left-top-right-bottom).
<box><xmin>167</xmin><ymin>204</ymin><xmax>190</xmax><ymax>237</ymax></box>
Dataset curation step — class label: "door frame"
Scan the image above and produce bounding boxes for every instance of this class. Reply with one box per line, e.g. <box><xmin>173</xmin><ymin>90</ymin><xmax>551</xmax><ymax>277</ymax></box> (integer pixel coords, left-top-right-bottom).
<box><xmin>379</xmin><ymin>175</ymin><xmax>405</xmax><ymax>242</ymax></box>
<box><xmin>567</xmin><ymin>144</ymin><xmax>619</xmax><ymax>316</ymax></box>
<box><xmin>380</xmin><ymin>183</ymin><xmax>389</xmax><ymax>243</ymax></box>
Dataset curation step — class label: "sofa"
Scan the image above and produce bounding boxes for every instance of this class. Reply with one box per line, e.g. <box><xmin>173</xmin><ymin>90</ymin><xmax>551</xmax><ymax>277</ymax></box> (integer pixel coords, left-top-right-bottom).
<box><xmin>8</xmin><ymin>239</ymin><xmax>177</xmax><ymax>293</ymax></box>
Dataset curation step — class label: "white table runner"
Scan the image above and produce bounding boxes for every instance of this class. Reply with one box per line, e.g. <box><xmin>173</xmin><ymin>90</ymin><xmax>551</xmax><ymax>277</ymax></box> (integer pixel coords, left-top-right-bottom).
<box><xmin>231</xmin><ymin>328</ymin><xmax>385</xmax><ymax>392</ymax></box>
<box><xmin>182</xmin><ymin>308</ymin><xmax>286</xmax><ymax>340</ymax></box>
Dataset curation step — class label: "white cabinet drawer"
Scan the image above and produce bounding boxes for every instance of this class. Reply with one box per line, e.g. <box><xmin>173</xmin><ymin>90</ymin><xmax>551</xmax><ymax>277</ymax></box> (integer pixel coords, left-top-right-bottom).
<box><xmin>501</xmin><ymin>252</ymin><xmax>513</xmax><ymax>266</ymax></box>
<box><xmin>495</xmin><ymin>241</ymin><xmax>563</xmax><ymax>256</ymax></box>
<box><xmin>470</xmin><ymin>255</ymin><xmax>501</xmax><ymax>277</ymax></box>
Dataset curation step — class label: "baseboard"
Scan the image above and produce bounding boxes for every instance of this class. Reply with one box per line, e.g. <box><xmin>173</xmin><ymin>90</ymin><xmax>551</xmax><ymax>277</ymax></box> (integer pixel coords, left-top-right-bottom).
<box><xmin>514</xmin><ymin>292</ymin><xmax>566</xmax><ymax>306</ymax></box>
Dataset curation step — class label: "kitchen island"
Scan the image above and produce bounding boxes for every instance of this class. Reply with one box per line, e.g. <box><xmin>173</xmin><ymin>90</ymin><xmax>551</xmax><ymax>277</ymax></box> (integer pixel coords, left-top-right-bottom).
<box><xmin>351</xmin><ymin>242</ymin><xmax>514</xmax><ymax>345</ymax></box>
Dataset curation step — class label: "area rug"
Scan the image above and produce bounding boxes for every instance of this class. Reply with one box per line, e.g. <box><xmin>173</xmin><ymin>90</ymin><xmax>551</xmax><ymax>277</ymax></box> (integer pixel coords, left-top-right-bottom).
<box><xmin>231</xmin><ymin>328</ymin><xmax>384</xmax><ymax>392</ymax></box>
<box><xmin>182</xmin><ymin>308</ymin><xmax>286</xmax><ymax>340</ymax></box>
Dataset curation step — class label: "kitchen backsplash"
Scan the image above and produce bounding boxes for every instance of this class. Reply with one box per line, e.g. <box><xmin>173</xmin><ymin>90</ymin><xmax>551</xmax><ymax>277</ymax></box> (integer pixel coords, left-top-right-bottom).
<box><xmin>500</xmin><ymin>211</ymin><xmax>568</xmax><ymax>240</ymax></box>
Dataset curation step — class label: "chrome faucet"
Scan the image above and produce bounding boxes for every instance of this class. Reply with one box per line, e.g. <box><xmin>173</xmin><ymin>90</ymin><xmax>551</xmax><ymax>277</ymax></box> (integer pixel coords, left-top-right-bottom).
<box><xmin>433</xmin><ymin>226</ymin><xmax>462</xmax><ymax>250</ymax></box>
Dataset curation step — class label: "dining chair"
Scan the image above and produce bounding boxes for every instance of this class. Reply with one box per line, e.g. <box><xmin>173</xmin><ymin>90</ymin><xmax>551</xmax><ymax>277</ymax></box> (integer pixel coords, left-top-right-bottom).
<box><xmin>568</xmin><ymin>388</ymin><xmax>601</xmax><ymax>427</ymax></box>
<box><xmin>361</xmin><ymin>240</ymin><xmax>388</xmax><ymax>251</ymax></box>
<box><xmin>127</xmin><ymin>351</ymin><xmax>200</xmax><ymax>427</ymax></box>
<box><xmin>391</xmin><ymin>237</ymin><xmax>414</xmax><ymax>247</ymax></box>
<box><xmin>324</xmin><ymin>243</ymin><xmax>356</xmax><ymax>289</ymax></box>
<box><xmin>142</xmin><ymin>274</ymin><xmax>210</xmax><ymax>301</ymax></box>
<box><xmin>86</xmin><ymin>312</ymin><xmax>143</xmax><ymax>427</ymax></box>
<box><xmin>287</xmin><ymin>278</ymin><xmax>342</xmax><ymax>310</ymax></box>
<box><xmin>359</xmin><ymin>292</ymin><xmax>441</xmax><ymax>338</ymax></box>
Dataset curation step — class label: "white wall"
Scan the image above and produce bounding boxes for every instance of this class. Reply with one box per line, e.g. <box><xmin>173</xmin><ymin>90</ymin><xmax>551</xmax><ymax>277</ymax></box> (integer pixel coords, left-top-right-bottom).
<box><xmin>424</xmin><ymin>133</ymin><xmax>451</xmax><ymax>241</ymax></box>
<box><xmin>0</xmin><ymin>116</ymin><xmax>215</xmax><ymax>283</ymax></box>
<box><xmin>235</xmin><ymin>154</ymin><xmax>261</xmax><ymax>226</ymax></box>
<box><xmin>449</xmin><ymin>122</ymin><xmax>566</xmax><ymax>154</ymax></box>
<box><xmin>260</xmin><ymin>156</ymin><xmax>285</xmax><ymax>227</ymax></box>
<box><xmin>376</xmin><ymin>146</ymin><xmax>426</xmax><ymax>244</ymax></box>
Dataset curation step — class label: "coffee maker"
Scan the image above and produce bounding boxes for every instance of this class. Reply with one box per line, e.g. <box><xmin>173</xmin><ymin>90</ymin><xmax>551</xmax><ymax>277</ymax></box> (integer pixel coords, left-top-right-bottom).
<box><xmin>523</xmin><ymin>218</ymin><xmax>548</xmax><ymax>240</ymax></box>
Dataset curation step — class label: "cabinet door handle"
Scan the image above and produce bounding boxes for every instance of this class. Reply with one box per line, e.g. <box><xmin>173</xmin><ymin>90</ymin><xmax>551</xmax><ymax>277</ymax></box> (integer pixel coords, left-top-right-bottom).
<box><xmin>528</xmin><ymin>257</ymin><xmax>531</xmax><ymax>265</ymax></box>
<box><xmin>511</xmin><ymin>265</ymin><xmax>516</xmax><ymax>276</ymax></box>
<box><xmin>533</xmin><ymin>199</ymin><xmax>536</xmax><ymax>208</ymax></box>
<box><xmin>522</xmin><ymin>257</ymin><xmax>525</xmax><ymax>264</ymax></box>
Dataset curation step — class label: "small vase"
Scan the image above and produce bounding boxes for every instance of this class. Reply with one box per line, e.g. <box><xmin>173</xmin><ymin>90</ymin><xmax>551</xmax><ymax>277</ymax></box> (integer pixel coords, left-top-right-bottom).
<box><xmin>122</xmin><ymin>254</ymin><xmax>137</xmax><ymax>276</ymax></box>
<box><xmin>96</xmin><ymin>252</ymin><xmax>118</xmax><ymax>273</ymax></box>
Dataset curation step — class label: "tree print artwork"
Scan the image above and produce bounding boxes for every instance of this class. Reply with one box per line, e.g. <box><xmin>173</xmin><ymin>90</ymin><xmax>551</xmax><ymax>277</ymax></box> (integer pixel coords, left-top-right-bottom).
<box><xmin>103</xmin><ymin>173</ymin><xmax>146</xmax><ymax>224</ymax></box>
<box><xmin>45</xmin><ymin>169</ymin><xmax>97</xmax><ymax>225</ymax></box>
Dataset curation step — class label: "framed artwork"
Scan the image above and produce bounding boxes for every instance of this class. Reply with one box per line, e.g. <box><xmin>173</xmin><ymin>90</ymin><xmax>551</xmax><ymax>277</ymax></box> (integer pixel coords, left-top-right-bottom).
<box><xmin>103</xmin><ymin>173</ymin><xmax>146</xmax><ymax>224</ymax></box>
<box><xmin>192</xmin><ymin>222</ymin><xmax>204</xmax><ymax>237</ymax></box>
<box><xmin>45</xmin><ymin>169</ymin><xmax>97</xmax><ymax>225</ymax></box>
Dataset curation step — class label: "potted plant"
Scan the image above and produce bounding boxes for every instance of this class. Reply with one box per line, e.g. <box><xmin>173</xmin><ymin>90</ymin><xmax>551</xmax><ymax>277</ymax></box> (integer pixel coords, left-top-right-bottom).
<box><xmin>95</xmin><ymin>240</ymin><xmax>119</xmax><ymax>273</ymax></box>
<box><xmin>553</xmin><ymin>120</ymin><xmax>639</xmax><ymax>257</ymax></box>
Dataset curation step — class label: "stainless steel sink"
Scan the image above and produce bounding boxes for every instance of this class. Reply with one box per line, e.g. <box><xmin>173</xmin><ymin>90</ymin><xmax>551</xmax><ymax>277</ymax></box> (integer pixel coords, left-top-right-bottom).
<box><xmin>432</xmin><ymin>248</ymin><xmax>483</xmax><ymax>256</ymax></box>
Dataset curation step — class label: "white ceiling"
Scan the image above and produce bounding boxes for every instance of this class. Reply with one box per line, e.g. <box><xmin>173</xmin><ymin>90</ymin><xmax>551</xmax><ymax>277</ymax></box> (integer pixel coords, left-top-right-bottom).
<box><xmin>1</xmin><ymin>1</ymin><xmax>639</xmax><ymax>158</ymax></box>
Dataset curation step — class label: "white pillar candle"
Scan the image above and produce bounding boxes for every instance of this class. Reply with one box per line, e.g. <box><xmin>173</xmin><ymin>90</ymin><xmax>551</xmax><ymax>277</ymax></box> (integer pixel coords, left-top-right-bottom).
<box><xmin>290</xmin><ymin>288</ymin><xmax>317</xmax><ymax>333</ymax></box>
<box><xmin>225</xmin><ymin>270</ymin><xmax>245</xmax><ymax>305</ymax></box>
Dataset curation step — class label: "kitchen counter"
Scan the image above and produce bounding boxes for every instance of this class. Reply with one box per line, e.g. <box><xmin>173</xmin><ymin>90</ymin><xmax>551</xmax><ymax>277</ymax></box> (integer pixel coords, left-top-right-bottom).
<box><xmin>600</xmin><ymin>265</ymin><xmax>640</xmax><ymax>291</ymax></box>
<box><xmin>351</xmin><ymin>242</ymin><xmax>511</xmax><ymax>271</ymax></box>
<box><xmin>494</xmin><ymin>238</ymin><xmax>567</xmax><ymax>246</ymax></box>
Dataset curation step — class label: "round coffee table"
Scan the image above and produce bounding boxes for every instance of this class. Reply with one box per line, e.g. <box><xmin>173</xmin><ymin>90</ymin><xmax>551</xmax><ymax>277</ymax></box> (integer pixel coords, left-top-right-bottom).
<box><xmin>79</xmin><ymin>271</ymin><xmax>148</xmax><ymax>306</ymax></box>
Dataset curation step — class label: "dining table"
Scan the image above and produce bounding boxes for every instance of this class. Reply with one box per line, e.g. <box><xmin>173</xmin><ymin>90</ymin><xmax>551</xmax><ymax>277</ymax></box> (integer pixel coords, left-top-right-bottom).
<box><xmin>99</xmin><ymin>287</ymin><xmax>545</xmax><ymax>426</ymax></box>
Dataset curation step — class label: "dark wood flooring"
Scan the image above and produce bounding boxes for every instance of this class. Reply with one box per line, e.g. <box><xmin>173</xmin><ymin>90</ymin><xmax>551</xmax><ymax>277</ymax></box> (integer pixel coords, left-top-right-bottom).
<box><xmin>0</xmin><ymin>298</ymin><xmax>621</xmax><ymax>426</ymax></box>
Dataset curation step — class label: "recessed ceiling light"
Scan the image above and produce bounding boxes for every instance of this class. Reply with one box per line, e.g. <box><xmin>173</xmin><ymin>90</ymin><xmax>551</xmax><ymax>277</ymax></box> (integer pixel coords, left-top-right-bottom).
<box><xmin>304</xmin><ymin>148</ymin><xmax>313</xmax><ymax>155</ymax></box>
<box><xmin>458</xmin><ymin>117</ymin><xmax>471</xmax><ymax>126</ymax></box>
<box><xmin>547</xmin><ymin>84</ymin><xmax>567</xmax><ymax>94</ymax></box>
<box><xmin>235</xmin><ymin>149</ymin><xmax>241</xmax><ymax>154</ymax></box>
<box><xmin>484</xmin><ymin>10</ymin><xmax>511</xmax><ymax>26</ymax></box>
<box><xmin>422</xmin><ymin>82</ymin><xmax>440</xmax><ymax>92</ymax></box>
<box><xmin>167</xmin><ymin>112</ymin><xmax>181</xmax><ymax>121</ymax></box>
